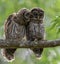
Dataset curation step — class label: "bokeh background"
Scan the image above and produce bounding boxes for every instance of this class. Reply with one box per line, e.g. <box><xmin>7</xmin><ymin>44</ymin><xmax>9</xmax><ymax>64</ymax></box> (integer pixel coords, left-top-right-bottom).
<box><xmin>0</xmin><ymin>0</ymin><xmax>60</xmax><ymax>64</ymax></box>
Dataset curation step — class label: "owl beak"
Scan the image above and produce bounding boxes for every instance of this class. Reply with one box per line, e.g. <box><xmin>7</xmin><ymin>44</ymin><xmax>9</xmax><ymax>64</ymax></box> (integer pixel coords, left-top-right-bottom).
<box><xmin>38</xmin><ymin>16</ymin><xmax>39</xmax><ymax>20</ymax></box>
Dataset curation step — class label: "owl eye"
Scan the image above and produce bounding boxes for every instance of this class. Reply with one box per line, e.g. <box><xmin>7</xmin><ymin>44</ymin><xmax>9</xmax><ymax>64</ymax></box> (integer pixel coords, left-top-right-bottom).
<box><xmin>39</xmin><ymin>12</ymin><xmax>43</xmax><ymax>17</ymax></box>
<box><xmin>24</xmin><ymin>12</ymin><xmax>30</xmax><ymax>19</ymax></box>
<box><xmin>33</xmin><ymin>11</ymin><xmax>38</xmax><ymax>18</ymax></box>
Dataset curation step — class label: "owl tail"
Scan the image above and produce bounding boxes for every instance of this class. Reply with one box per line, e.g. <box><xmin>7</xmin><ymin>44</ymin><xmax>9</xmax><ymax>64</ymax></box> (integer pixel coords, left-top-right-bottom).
<box><xmin>31</xmin><ymin>48</ymin><xmax>43</xmax><ymax>59</ymax></box>
<box><xmin>1</xmin><ymin>48</ymin><xmax>16</xmax><ymax>62</ymax></box>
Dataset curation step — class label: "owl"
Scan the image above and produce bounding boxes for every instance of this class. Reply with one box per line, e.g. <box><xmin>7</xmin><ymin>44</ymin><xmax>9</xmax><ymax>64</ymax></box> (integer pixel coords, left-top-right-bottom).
<box><xmin>1</xmin><ymin>8</ymin><xmax>30</xmax><ymax>62</ymax></box>
<box><xmin>26</xmin><ymin>8</ymin><xmax>44</xmax><ymax>58</ymax></box>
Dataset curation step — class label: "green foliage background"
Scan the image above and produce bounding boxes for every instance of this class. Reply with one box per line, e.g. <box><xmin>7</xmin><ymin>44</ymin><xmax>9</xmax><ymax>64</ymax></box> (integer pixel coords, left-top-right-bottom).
<box><xmin>0</xmin><ymin>0</ymin><xmax>60</xmax><ymax>64</ymax></box>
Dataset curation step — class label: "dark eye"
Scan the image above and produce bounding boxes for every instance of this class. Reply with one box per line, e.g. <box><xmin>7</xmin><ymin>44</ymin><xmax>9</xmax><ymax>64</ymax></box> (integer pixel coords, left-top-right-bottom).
<box><xmin>33</xmin><ymin>11</ymin><xmax>38</xmax><ymax>18</ymax></box>
<box><xmin>24</xmin><ymin>12</ymin><xmax>30</xmax><ymax>19</ymax></box>
<box><xmin>39</xmin><ymin>12</ymin><xmax>43</xmax><ymax>16</ymax></box>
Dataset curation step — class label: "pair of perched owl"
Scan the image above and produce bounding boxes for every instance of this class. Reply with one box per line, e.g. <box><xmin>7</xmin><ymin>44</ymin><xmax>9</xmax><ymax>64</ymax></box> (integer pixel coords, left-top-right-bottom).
<box><xmin>1</xmin><ymin>8</ymin><xmax>44</xmax><ymax>62</ymax></box>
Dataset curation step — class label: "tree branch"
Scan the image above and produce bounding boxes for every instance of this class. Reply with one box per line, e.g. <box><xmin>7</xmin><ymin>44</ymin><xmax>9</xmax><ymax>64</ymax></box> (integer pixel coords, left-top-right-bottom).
<box><xmin>0</xmin><ymin>39</ymin><xmax>60</xmax><ymax>48</ymax></box>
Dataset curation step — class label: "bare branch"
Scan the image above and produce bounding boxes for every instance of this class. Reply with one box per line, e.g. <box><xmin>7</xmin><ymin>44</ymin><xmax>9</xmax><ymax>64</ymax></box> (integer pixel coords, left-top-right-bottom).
<box><xmin>0</xmin><ymin>39</ymin><xmax>60</xmax><ymax>48</ymax></box>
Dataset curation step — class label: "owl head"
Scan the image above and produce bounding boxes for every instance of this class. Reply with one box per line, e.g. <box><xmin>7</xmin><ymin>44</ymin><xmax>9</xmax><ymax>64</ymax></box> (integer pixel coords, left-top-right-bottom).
<box><xmin>14</xmin><ymin>8</ymin><xmax>30</xmax><ymax>25</ymax></box>
<box><xmin>30</xmin><ymin>8</ymin><xmax>44</xmax><ymax>23</ymax></box>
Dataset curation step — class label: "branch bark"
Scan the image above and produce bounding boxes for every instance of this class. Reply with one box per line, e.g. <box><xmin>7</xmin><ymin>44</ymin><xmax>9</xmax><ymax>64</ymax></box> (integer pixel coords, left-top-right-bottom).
<box><xmin>0</xmin><ymin>39</ymin><xmax>60</xmax><ymax>48</ymax></box>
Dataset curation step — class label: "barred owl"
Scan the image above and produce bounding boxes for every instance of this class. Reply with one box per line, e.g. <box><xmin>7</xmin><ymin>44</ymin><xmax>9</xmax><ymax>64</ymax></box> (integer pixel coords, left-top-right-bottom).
<box><xmin>26</xmin><ymin>8</ymin><xmax>44</xmax><ymax>58</ymax></box>
<box><xmin>1</xmin><ymin>8</ymin><xmax>30</xmax><ymax>62</ymax></box>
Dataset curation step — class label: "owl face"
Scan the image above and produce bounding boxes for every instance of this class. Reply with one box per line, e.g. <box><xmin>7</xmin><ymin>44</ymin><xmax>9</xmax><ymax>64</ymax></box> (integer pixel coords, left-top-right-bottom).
<box><xmin>30</xmin><ymin>8</ymin><xmax>44</xmax><ymax>22</ymax></box>
<box><xmin>23</xmin><ymin>10</ymin><xmax>30</xmax><ymax>22</ymax></box>
<box><xmin>14</xmin><ymin>8</ymin><xmax>30</xmax><ymax>25</ymax></box>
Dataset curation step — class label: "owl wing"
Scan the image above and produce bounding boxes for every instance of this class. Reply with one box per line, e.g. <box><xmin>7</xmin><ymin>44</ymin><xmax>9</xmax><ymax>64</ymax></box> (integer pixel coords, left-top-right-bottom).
<box><xmin>5</xmin><ymin>14</ymin><xmax>26</xmax><ymax>40</ymax></box>
<box><xmin>2</xmin><ymin>14</ymin><xmax>26</xmax><ymax>62</ymax></box>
